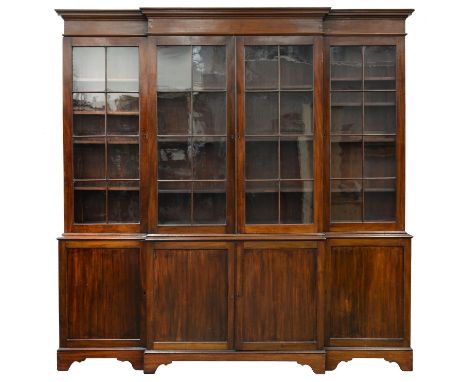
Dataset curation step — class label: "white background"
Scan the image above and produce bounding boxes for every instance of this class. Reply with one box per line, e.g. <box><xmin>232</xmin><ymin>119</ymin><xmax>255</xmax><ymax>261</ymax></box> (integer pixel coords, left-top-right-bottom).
<box><xmin>0</xmin><ymin>0</ymin><xmax>466</xmax><ymax>380</ymax></box>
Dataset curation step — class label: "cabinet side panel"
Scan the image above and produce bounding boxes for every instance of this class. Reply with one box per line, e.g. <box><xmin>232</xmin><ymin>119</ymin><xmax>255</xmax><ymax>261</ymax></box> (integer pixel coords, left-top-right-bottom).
<box><xmin>328</xmin><ymin>244</ymin><xmax>405</xmax><ymax>344</ymax></box>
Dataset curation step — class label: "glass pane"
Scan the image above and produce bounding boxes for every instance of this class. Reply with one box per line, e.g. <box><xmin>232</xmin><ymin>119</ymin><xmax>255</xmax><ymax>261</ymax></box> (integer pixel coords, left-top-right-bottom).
<box><xmin>245</xmin><ymin>92</ymin><xmax>278</xmax><ymax>135</ymax></box>
<box><xmin>193</xmin><ymin>182</ymin><xmax>226</xmax><ymax>224</ymax></box>
<box><xmin>280</xmin><ymin>45</ymin><xmax>313</xmax><ymax>89</ymax></box>
<box><xmin>108</xmin><ymin>144</ymin><xmax>139</xmax><ymax>179</ymax></box>
<box><xmin>364</xmin><ymin>92</ymin><xmax>396</xmax><ymax>134</ymax></box>
<box><xmin>331</xmin><ymin>46</ymin><xmax>362</xmax><ymax>90</ymax></box>
<box><xmin>245</xmin><ymin>46</ymin><xmax>278</xmax><ymax>89</ymax></box>
<box><xmin>364</xmin><ymin>179</ymin><xmax>396</xmax><ymax>221</ymax></box>
<box><xmin>331</xmin><ymin>92</ymin><xmax>362</xmax><ymax>134</ymax></box>
<box><xmin>157</xmin><ymin>46</ymin><xmax>191</xmax><ymax>91</ymax></box>
<box><xmin>108</xmin><ymin>190</ymin><xmax>139</xmax><ymax>223</ymax></box>
<box><xmin>364</xmin><ymin>46</ymin><xmax>396</xmax><ymax>90</ymax></box>
<box><xmin>73</xmin><ymin>144</ymin><xmax>105</xmax><ymax>179</ymax></box>
<box><xmin>280</xmin><ymin>91</ymin><xmax>313</xmax><ymax>134</ymax></box>
<box><xmin>158</xmin><ymin>181</ymin><xmax>191</xmax><ymax>224</ymax></box>
<box><xmin>192</xmin><ymin>46</ymin><xmax>226</xmax><ymax>90</ymax></box>
<box><xmin>73</xmin><ymin>114</ymin><xmax>105</xmax><ymax>136</ymax></box>
<box><xmin>245</xmin><ymin>137</ymin><xmax>278</xmax><ymax>179</ymax></box>
<box><xmin>331</xmin><ymin>179</ymin><xmax>362</xmax><ymax>222</ymax></box>
<box><xmin>331</xmin><ymin>136</ymin><xmax>362</xmax><ymax>179</ymax></box>
<box><xmin>364</xmin><ymin>136</ymin><xmax>396</xmax><ymax>178</ymax></box>
<box><xmin>193</xmin><ymin>138</ymin><xmax>226</xmax><ymax>180</ymax></box>
<box><xmin>73</xmin><ymin>93</ymin><xmax>105</xmax><ymax>112</ymax></box>
<box><xmin>107</xmin><ymin>93</ymin><xmax>139</xmax><ymax>113</ymax></box>
<box><xmin>157</xmin><ymin>92</ymin><xmax>191</xmax><ymax>135</ymax></box>
<box><xmin>246</xmin><ymin>181</ymin><xmax>278</xmax><ymax>224</ymax></box>
<box><xmin>107</xmin><ymin>115</ymin><xmax>139</xmax><ymax>135</ymax></box>
<box><xmin>74</xmin><ymin>190</ymin><xmax>106</xmax><ymax>223</ymax></box>
<box><xmin>193</xmin><ymin>92</ymin><xmax>226</xmax><ymax>135</ymax></box>
<box><xmin>107</xmin><ymin>47</ymin><xmax>139</xmax><ymax>92</ymax></box>
<box><xmin>280</xmin><ymin>137</ymin><xmax>313</xmax><ymax>179</ymax></box>
<box><xmin>280</xmin><ymin>180</ymin><xmax>313</xmax><ymax>224</ymax></box>
<box><xmin>73</xmin><ymin>47</ymin><xmax>105</xmax><ymax>92</ymax></box>
<box><xmin>158</xmin><ymin>138</ymin><xmax>191</xmax><ymax>180</ymax></box>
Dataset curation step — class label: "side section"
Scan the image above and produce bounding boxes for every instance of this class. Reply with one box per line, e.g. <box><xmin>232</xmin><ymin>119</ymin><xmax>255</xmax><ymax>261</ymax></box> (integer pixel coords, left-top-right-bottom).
<box><xmin>325</xmin><ymin>236</ymin><xmax>412</xmax><ymax>370</ymax></box>
<box><xmin>58</xmin><ymin>239</ymin><xmax>145</xmax><ymax>370</ymax></box>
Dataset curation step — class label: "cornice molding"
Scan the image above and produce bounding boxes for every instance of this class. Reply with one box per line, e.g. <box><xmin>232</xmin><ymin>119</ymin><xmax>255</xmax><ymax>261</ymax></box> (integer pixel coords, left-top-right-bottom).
<box><xmin>55</xmin><ymin>9</ymin><xmax>146</xmax><ymax>21</ymax></box>
<box><xmin>326</xmin><ymin>9</ymin><xmax>414</xmax><ymax>19</ymax></box>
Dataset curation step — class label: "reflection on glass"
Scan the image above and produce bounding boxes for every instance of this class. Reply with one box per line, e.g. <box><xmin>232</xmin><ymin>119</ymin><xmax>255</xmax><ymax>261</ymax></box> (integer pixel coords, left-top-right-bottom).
<box><xmin>245</xmin><ymin>138</ymin><xmax>278</xmax><ymax>179</ymax></box>
<box><xmin>73</xmin><ymin>93</ymin><xmax>105</xmax><ymax>112</ymax></box>
<box><xmin>364</xmin><ymin>136</ymin><xmax>396</xmax><ymax>178</ymax></box>
<box><xmin>245</xmin><ymin>46</ymin><xmax>278</xmax><ymax>89</ymax></box>
<box><xmin>73</xmin><ymin>47</ymin><xmax>105</xmax><ymax>92</ymax></box>
<box><xmin>73</xmin><ymin>144</ymin><xmax>105</xmax><ymax>179</ymax></box>
<box><xmin>193</xmin><ymin>92</ymin><xmax>226</xmax><ymax>135</ymax></box>
<box><xmin>246</xmin><ymin>181</ymin><xmax>278</xmax><ymax>224</ymax></box>
<box><xmin>157</xmin><ymin>92</ymin><xmax>191</xmax><ymax>135</ymax></box>
<box><xmin>280</xmin><ymin>137</ymin><xmax>313</xmax><ymax>179</ymax></box>
<box><xmin>107</xmin><ymin>47</ymin><xmax>139</xmax><ymax>92</ymax></box>
<box><xmin>193</xmin><ymin>182</ymin><xmax>226</xmax><ymax>224</ymax></box>
<box><xmin>107</xmin><ymin>115</ymin><xmax>139</xmax><ymax>135</ymax></box>
<box><xmin>280</xmin><ymin>45</ymin><xmax>313</xmax><ymax>89</ymax></box>
<box><xmin>331</xmin><ymin>179</ymin><xmax>362</xmax><ymax>222</ymax></box>
<box><xmin>74</xmin><ymin>190</ymin><xmax>106</xmax><ymax>223</ymax></box>
<box><xmin>193</xmin><ymin>138</ymin><xmax>226</xmax><ymax>180</ymax></box>
<box><xmin>246</xmin><ymin>92</ymin><xmax>278</xmax><ymax>135</ymax></box>
<box><xmin>108</xmin><ymin>144</ymin><xmax>139</xmax><ymax>179</ymax></box>
<box><xmin>280</xmin><ymin>92</ymin><xmax>313</xmax><ymax>134</ymax></box>
<box><xmin>364</xmin><ymin>92</ymin><xmax>396</xmax><ymax>134</ymax></box>
<box><xmin>73</xmin><ymin>115</ymin><xmax>105</xmax><ymax>136</ymax></box>
<box><xmin>331</xmin><ymin>46</ymin><xmax>362</xmax><ymax>90</ymax></box>
<box><xmin>108</xmin><ymin>190</ymin><xmax>139</xmax><ymax>222</ymax></box>
<box><xmin>364</xmin><ymin>179</ymin><xmax>395</xmax><ymax>221</ymax></box>
<box><xmin>192</xmin><ymin>46</ymin><xmax>226</xmax><ymax>90</ymax></box>
<box><xmin>158</xmin><ymin>181</ymin><xmax>191</xmax><ymax>224</ymax></box>
<box><xmin>364</xmin><ymin>46</ymin><xmax>396</xmax><ymax>89</ymax></box>
<box><xmin>280</xmin><ymin>180</ymin><xmax>313</xmax><ymax>224</ymax></box>
<box><xmin>331</xmin><ymin>92</ymin><xmax>362</xmax><ymax>134</ymax></box>
<box><xmin>330</xmin><ymin>136</ymin><xmax>363</xmax><ymax>179</ymax></box>
<box><xmin>158</xmin><ymin>138</ymin><xmax>191</xmax><ymax>180</ymax></box>
<box><xmin>157</xmin><ymin>46</ymin><xmax>191</xmax><ymax>91</ymax></box>
<box><xmin>107</xmin><ymin>93</ymin><xmax>139</xmax><ymax>113</ymax></box>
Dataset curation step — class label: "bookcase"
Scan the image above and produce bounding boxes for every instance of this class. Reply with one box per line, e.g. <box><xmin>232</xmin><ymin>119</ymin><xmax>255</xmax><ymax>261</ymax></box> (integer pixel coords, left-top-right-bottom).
<box><xmin>56</xmin><ymin>7</ymin><xmax>413</xmax><ymax>374</ymax></box>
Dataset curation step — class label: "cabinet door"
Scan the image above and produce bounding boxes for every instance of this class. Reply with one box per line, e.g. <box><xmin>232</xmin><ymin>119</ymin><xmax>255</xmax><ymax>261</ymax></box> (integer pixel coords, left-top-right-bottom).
<box><xmin>152</xmin><ymin>36</ymin><xmax>235</xmax><ymax>233</ymax></box>
<box><xmin>65</xmin><ymin>38</ymin><xmax>146</xmax><ymax>232</ymax></box>
<box><xmin>236</xmin><ymin>241</ymin><xmax>323</xmax><ymax>350</ymax></box>
<box><xmin>327</xmin><ymin>38</ymin><xmax>404</xmax><ymax>231</ymax></box>
<box><xmin>149</xmin><ymin>242</ymin><xmax>235</xmax><ymax>350</ymax></box>
<box><xmin>237</xmin><ymin>36</ymin><xmax>322</xmax><ymax>234</ymax></box>
<box><xmin>326</xmin><ymin>238</ymin><xmax>410</xmax><ymax>347</ymax></box>
<box><xmin>59</xmin><ymin>241</ymin><xmax>142</xmax><ymax>348</ymax></box>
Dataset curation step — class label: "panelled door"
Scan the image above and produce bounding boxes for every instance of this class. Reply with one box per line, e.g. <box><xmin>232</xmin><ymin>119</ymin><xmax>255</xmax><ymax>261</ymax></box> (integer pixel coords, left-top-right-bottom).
<box><xmin>235</xmin><ymin>241</ymin><xmax>324</xmax><ymax>350</ymax></box>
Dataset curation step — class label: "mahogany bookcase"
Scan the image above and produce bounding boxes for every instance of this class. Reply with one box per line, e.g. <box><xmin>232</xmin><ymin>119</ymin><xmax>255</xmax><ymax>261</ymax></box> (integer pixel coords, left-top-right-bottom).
<box><xmin>56</xmin><ymin>7</ymin><xmax>413</xmax><ymax>374</ymax></box>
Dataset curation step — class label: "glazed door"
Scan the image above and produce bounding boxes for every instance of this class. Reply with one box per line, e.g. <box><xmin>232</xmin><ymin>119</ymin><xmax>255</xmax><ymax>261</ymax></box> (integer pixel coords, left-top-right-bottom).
<box><xmin>236</xmin><ymin>241</ymin><xmax>324</xmax><ymax>350</ymax></box>
<box><xmin>148</xmin><ymin>241</ymin><xmax>235</xmax><ymax>350</ymax></box>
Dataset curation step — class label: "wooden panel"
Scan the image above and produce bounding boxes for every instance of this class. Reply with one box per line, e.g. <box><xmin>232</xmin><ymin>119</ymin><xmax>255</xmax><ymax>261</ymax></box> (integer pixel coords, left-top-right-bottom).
<box><xmin>238</xmin><ymin>243</ymin><xmax>320</xmax><ymax>350</ymax></box>
<box><xmin>328</xmin><ymin>243</ymin><xmax>406</xmax><ymax>345</ymax></box>
<box><xmin>151</xmin><ymin>244</ymin><xmax>234</xmax><ymax>349</ymax></box>
<box><xmin>65</xmin><ymin>247</ymin><xmax>141</xmax><ymax>342</ymax></box>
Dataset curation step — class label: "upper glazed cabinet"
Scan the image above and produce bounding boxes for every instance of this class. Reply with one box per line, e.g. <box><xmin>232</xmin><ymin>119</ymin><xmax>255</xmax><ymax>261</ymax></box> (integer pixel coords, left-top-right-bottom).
<box><xmin>63</xmin><ymin>9</ymin><xmax>408</xmax><ymax>234</ymax></box>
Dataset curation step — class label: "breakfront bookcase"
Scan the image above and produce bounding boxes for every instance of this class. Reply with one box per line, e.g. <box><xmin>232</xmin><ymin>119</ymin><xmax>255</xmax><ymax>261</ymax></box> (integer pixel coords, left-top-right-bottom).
<box><xmin>56</xmin><ymin>8</ymin><xmax>413</xmax><ymax>374</ymax></box>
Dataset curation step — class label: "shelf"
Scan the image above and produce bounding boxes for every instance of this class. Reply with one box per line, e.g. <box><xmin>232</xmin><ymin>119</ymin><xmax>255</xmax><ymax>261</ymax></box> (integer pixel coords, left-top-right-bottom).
<box><xmin>107</xmin><ymin>111</ymin><xmax>139</xmax><ymax>116</ymax></box>
<box><xmin>73</xmin><ymin>111</ymin><xmax>105</xmax><ymax>115</ymax></box>
<box><xmin>332</xmin><ymin>103</ymin><xmax>395</xmax><ymax>107</ymax></box>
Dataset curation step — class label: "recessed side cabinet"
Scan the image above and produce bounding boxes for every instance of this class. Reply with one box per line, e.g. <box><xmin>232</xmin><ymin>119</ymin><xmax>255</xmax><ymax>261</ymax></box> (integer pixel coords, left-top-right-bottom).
<box><xmin>56</xmin><ymin>7</ymin><xmax>413</xmax><ymax>374</ymax></box>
